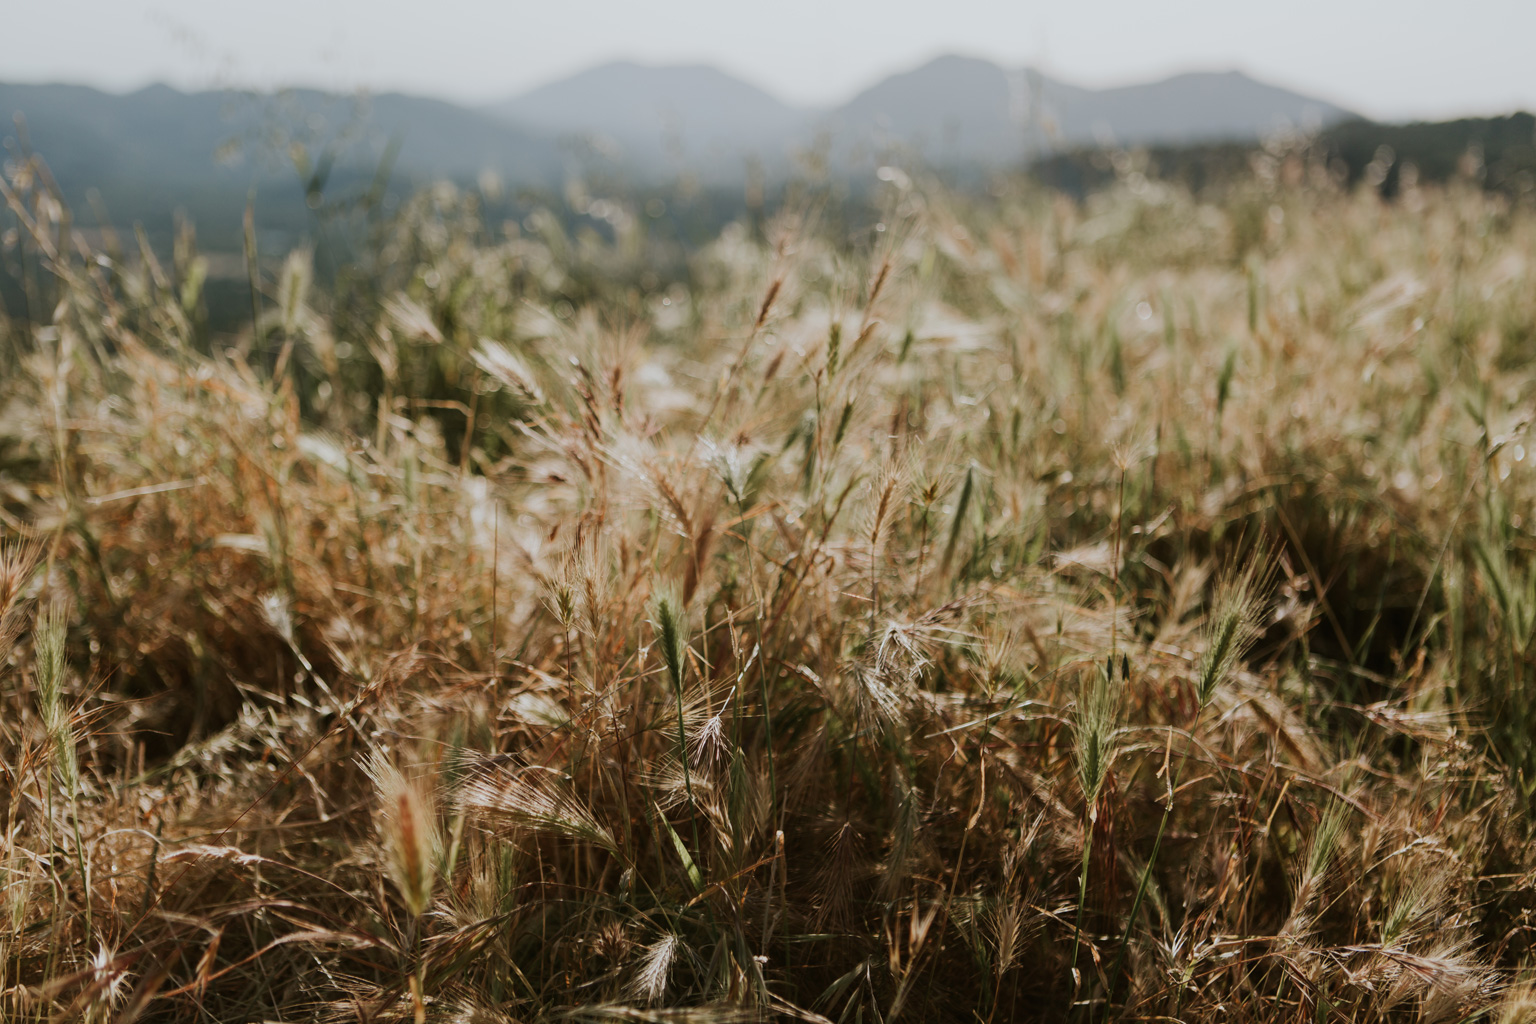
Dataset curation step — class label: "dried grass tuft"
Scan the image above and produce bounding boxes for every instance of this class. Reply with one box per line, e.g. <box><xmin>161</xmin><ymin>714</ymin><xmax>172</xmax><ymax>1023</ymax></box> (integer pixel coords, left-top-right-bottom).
<box><xmin>1</xmin><ymin>151</ymin><xmax>1534</xmax><ymax>1023</ymax></box>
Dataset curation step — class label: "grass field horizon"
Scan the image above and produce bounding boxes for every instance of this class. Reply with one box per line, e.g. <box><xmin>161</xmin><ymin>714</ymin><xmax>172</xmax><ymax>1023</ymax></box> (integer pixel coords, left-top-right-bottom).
<box><xmin>5</xmin><ymin>142</ymin><xmax>1536</xmax><ymax>1022</ymax></box>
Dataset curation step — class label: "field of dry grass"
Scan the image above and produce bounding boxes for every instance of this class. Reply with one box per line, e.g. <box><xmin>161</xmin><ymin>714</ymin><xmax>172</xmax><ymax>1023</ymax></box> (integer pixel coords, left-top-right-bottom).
<box><xmin>4</xmin><ymin>155</ymin><xmax>1536</xmax><ymax>1023</ymax></box>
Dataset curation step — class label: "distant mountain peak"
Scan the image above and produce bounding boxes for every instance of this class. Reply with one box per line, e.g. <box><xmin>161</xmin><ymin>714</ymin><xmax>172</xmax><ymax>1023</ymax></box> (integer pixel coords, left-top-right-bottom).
<box><xmin>485</xmin><ymin>61</ymin><xmax>811</xmax><ymax>176</ymax></box>
<box><xmin>819</xmin><ymin>55</ymin><xmax>1355</xmax><ymax>164</ymax></box>
<box><xmin>485</xmin><ymin>61</ymin><xmax>809</xmax><ymax>174</ymax></box>
<box><xmin>480</xmin><ymin>54</ymin><xmax>1356</xmax><ymax>172</ymax></box>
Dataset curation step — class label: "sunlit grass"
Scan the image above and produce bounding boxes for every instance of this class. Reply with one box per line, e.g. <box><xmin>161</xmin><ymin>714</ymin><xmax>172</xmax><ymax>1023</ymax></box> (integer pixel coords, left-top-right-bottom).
<box><xmin>2</xmin><ymin>153</ymin><xmax>1536</xmax><ymax>1022</ymax></box>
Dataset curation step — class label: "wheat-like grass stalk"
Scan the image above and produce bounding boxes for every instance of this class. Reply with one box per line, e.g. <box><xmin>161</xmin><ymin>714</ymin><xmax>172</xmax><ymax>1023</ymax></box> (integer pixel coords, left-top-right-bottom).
<box><xmin>0</xmin><ymin>537</ymin><xmax>43</xmax><ymax>667</ymax></box>
<box><xmin>1195</xmin><ymin>556</ymin><xmax>1272</xmax><ymax>708</ymax></box>
<box><xmin>1103</xmin><ymin>557</ymin><xmax>1271</xmax><ymax>1017</ymax></box>
<box><xmin>629</xmin><ymin>933</ymin><xmax>682</xmax><ymax>1005</ymax></box>
<box><xmin>363</xmin><ymin>751</ymin><xmax>441</xmax><ymax>919</ymax></box>
<box><xmin>1069</xmin><ymin>657</ymin><xmax>1121</xmax><ymax>991</ymax></box>
<box><xmin>458</xmin><ymin>761</ymin><xmax>617</xmax><ymax>854</ymax></box>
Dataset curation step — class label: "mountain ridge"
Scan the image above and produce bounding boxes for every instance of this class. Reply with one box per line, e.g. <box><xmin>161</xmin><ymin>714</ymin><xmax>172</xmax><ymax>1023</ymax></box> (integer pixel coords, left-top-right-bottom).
<box><xmin>486</xmin><ymin>54</ymin><xmax>1358</xmax><ymax>169</ymax></box>
<box><xmin>0</xmin><ymin>57</ymin><xmax>1358</xmax><ymax>205</ymax></box>
<box><xmin>0</xmin><ymin>57</ymin><xmax>1358</xmax><ymax>250</ymax></box>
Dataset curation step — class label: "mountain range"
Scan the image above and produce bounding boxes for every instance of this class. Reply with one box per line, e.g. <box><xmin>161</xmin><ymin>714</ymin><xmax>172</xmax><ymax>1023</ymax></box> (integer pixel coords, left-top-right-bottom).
<box><xmin>0</xmin><ymin>56</ymin><xmax>1355</xmax><ymax>247</ymax></box>
<box><xmin>484</xmin><ymin>55</ymin><xmax>1353</xmax><ymax>174</ymax></box>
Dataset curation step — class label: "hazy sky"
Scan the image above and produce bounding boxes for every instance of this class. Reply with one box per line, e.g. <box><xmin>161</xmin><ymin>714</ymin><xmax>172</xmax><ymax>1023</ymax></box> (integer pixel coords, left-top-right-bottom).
<box><xmin>8</xmin><ymin>0</ymin><xmax>1533</xmax><ymax>121</ymax></box>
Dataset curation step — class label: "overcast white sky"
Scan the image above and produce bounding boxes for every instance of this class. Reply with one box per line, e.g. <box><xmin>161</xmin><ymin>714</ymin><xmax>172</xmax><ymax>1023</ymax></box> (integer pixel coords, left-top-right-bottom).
<box><xmin>7</xmin><ymin>0</ymin><xmax>1532</xmax><ymax>121</ymax></box>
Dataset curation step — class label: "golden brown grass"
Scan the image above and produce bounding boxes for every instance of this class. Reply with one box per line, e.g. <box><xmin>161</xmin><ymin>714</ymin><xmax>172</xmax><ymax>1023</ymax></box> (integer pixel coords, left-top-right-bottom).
<box><xmin>3</xmin><ymin>152</ymin><xmax>1536</xmax><ymax>1022</ymax></box>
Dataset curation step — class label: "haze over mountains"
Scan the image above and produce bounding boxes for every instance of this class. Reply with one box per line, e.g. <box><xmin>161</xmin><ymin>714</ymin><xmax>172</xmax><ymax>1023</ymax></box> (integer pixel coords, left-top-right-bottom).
<box><xmin>488</xmin><ymin>56</ymin><xmax>1353</xmax><ymax>174</ymax></box>
<box><xmin>0</xmin><ymin>55</ymin><xmax>1355</xmax><ymax>246</ymax></box>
